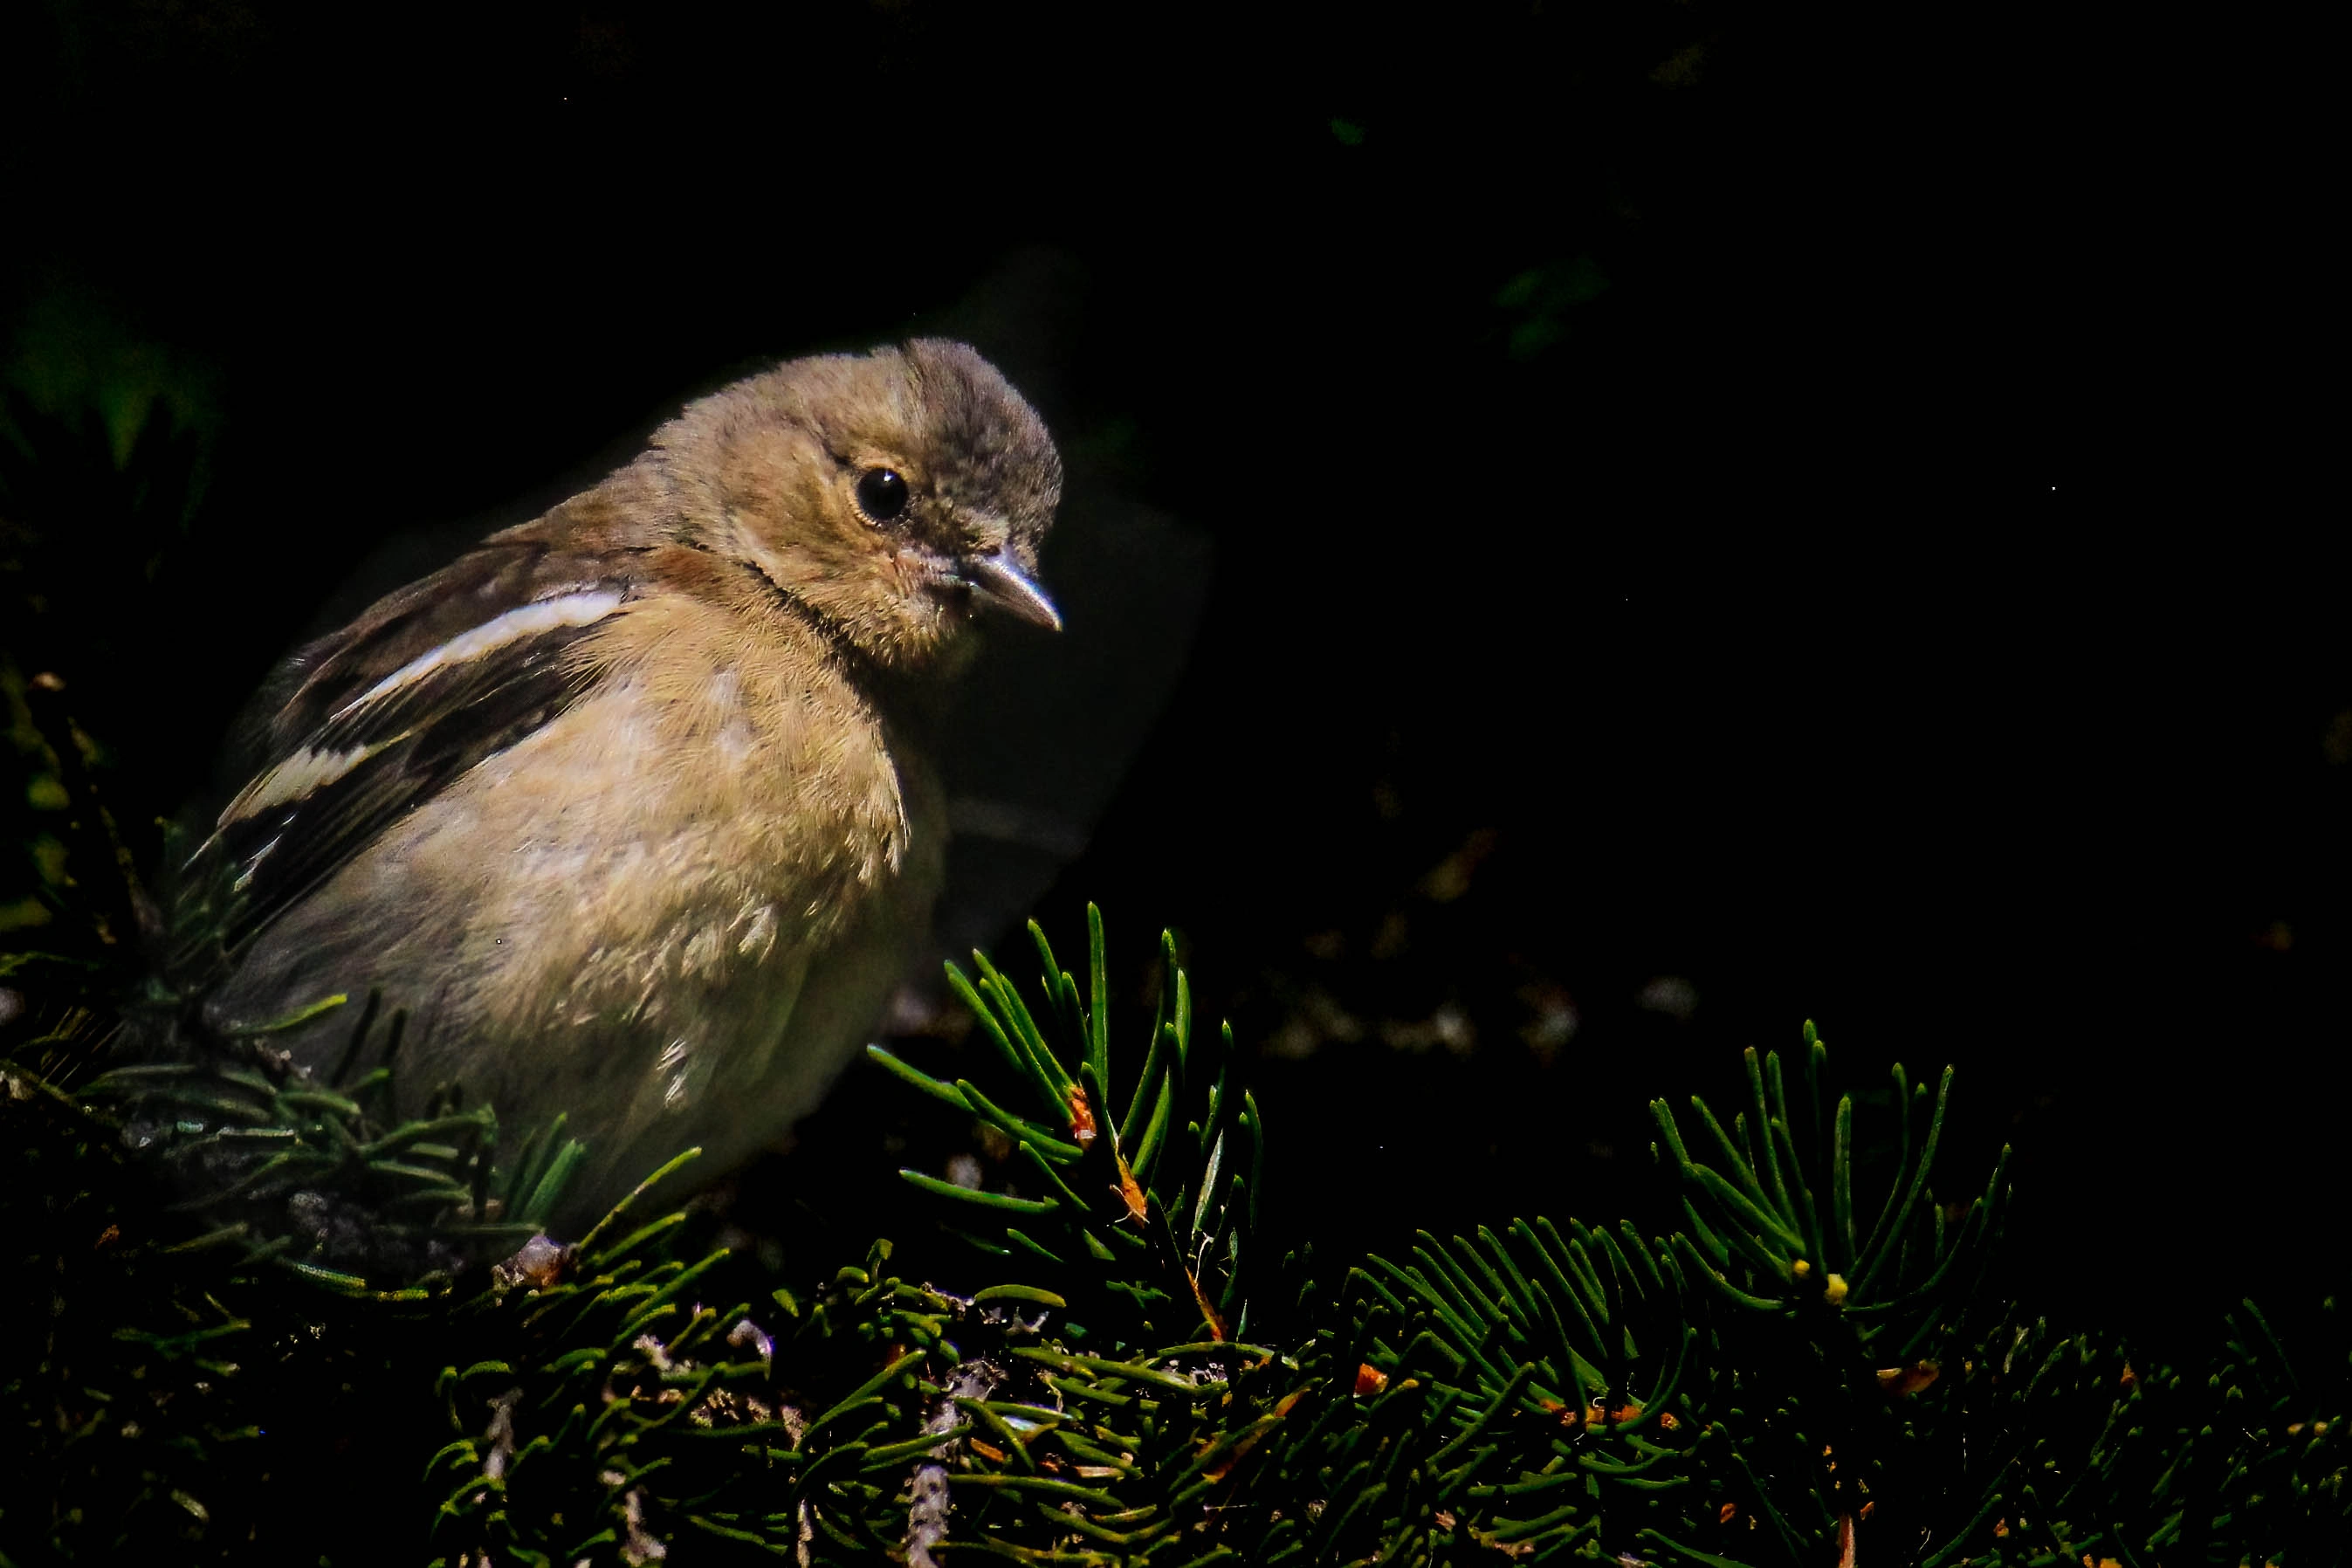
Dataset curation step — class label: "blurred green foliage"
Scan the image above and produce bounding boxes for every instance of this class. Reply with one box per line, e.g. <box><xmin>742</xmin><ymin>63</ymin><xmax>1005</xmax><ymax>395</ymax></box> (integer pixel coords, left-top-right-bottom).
<box><xmin>1</xmin><ymin>286</ymin><xmax>224</xmax><ymax>933</ymax></box>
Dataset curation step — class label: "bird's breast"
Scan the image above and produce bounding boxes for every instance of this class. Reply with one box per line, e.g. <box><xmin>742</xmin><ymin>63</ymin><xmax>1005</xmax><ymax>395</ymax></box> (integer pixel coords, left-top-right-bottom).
<box><xmin>458</xmin><ymin>663</ymin><xmax>906</xmax><ymax>1013</ymax></box>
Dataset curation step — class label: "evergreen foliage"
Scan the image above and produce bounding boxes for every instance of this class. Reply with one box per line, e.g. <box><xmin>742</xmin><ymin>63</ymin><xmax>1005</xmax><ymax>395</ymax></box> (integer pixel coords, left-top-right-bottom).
<box><xmin>5</xmin><ymin>877</ymin><xmax>2347</xmax><ymax>1563</ymax></box>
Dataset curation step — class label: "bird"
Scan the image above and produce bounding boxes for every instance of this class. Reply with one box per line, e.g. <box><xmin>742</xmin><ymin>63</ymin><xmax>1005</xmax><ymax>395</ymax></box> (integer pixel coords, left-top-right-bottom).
<box><xmin>181</xmin><ymin>340</ymin><xmax>1063</xmax><ymax>1226</ymax></box>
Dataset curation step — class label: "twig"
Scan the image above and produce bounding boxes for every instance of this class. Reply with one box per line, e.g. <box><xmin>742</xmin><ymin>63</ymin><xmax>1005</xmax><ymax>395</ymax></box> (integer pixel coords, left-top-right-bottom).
<box><xmin>905</xmin><ymin>1356</ymin><xmax>1005</xmax><ymax>1568</ymax></box>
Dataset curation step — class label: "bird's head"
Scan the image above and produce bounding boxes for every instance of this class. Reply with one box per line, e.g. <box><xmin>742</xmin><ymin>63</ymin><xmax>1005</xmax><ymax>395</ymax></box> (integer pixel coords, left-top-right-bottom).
<box><xmin>660</xmin><ymin>338</ymin><xmax>1063</xmax><ymax>667</ymax></box>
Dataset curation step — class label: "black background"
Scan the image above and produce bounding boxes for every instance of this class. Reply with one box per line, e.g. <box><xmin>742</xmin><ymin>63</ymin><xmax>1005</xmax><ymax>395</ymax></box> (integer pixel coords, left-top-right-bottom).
<box><xmin>2</xmin><ymin>1</ymin><xmax>2336</xmax><ymax>1362</ymax></box>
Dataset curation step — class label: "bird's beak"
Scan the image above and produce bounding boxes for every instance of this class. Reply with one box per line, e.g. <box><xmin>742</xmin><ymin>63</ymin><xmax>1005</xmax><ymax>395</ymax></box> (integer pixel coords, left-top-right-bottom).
<box><xmin>959</xmin><ymin>553</ymin><xmax>1063</xmax><ymax>631</ymax></box>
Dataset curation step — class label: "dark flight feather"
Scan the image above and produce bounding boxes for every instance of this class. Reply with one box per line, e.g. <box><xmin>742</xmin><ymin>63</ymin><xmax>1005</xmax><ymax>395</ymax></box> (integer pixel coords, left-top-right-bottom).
<box><xmin>196</xmin><ymin>540</ymin><xmax>641</xmax><ymax>953</ymax></box>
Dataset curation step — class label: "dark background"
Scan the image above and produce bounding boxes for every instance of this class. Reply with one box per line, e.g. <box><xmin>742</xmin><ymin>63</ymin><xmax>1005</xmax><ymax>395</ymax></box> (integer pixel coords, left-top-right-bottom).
<box><xmin>2</xmin><ymin>2</ymin><xmax>2335</xmax><ymax>1361</ymax></box>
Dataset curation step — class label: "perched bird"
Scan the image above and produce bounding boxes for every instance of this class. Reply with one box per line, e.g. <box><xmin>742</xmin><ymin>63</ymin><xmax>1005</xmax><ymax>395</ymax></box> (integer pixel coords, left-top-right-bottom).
<box><xmin>184</xmin><ymin>340</ymin><xmax>1062</xmax><ymax>1224</ymax></box>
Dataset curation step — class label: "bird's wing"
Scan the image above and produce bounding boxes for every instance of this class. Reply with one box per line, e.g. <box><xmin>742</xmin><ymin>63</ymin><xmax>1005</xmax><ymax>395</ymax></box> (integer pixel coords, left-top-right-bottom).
<box><xmin>195</xmin><ymin>538</ymin><xmax>643</xmax><ymax>952</ymax></box>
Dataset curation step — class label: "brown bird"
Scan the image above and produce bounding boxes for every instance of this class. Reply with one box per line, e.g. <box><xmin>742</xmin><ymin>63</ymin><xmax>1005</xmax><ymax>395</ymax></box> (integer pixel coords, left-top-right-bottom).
<box><xmin>187</xmin><ymin>340</ymin><xmax>1062</xmax><ymax>1224</ymax></box>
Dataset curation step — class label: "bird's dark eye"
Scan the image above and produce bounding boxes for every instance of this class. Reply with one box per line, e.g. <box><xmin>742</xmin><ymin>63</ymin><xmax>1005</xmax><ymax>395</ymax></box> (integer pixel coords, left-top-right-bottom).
<box><xmin>855</xmin><ymin>467</ymin><xmax>910</xmax><ymax>523</ymax></box>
